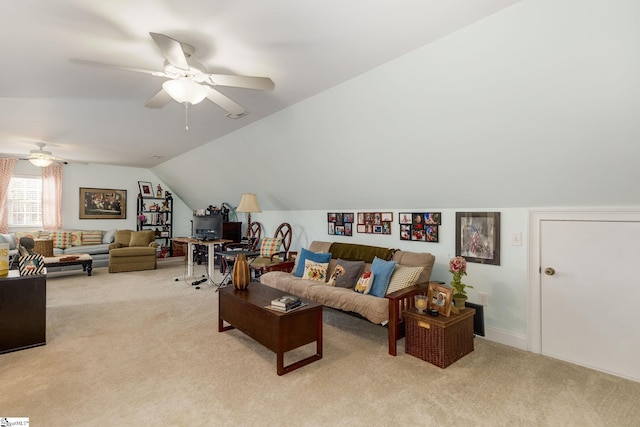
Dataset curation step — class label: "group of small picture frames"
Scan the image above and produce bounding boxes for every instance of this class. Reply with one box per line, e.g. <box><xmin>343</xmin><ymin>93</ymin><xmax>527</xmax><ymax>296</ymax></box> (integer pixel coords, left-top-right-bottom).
<box><xmin>327</xmin><ymin>213</ymin><xmax>354</xmax><ymax>236</ymax></box>
<box><xmin>399</xmin><ymin>212</ymin><xmax>441</xmax><ymax>242</ymax></box>
<box><xmin>357</xmin><ymin>212</ymin><xmax>393</xmax><ymax>234</ymax></box>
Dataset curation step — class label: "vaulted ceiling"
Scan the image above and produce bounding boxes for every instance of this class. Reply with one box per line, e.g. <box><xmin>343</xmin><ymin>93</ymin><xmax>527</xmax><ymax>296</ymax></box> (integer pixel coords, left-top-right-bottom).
<box><xmin>0</xmin><ymin>0</ymin><xmax>520</xmax><ymax>168</ymax></box>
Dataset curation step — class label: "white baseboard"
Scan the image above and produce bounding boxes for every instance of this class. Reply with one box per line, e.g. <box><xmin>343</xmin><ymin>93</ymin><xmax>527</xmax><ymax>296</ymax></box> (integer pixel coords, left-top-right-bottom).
<box><xmin>480</xmin><ymin>326</ymin><xmax>528</xmax><ymax>351</ymax></box>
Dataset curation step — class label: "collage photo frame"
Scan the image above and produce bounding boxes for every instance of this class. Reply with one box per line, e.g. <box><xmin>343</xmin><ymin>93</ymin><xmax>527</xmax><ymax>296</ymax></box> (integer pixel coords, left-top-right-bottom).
<box><xmin>399</xmin><ymin>212</ymin><xmax>441</xmax><ymax>242</ymax></box>
<box><xmin>327</xmin><ymin>212</ymin><xmax>354</xmax><ymax>236</ymax></box>
<box><xmin>356</xmin><ymin>212</ymin><xmax>393</xmax><ymax>235</ymax></box>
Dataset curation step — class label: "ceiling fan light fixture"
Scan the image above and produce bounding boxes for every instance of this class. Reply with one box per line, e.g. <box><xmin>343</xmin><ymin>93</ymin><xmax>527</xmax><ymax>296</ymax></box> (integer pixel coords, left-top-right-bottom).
<box><xmin>29</xmin><ymin>157</ymin><xmax>53</xmax><ymax>167</ymax></box>
<box><xmin>163</xmin><ymin>78</ymin><xmax>207</xmax><ymax>105</ymax></box>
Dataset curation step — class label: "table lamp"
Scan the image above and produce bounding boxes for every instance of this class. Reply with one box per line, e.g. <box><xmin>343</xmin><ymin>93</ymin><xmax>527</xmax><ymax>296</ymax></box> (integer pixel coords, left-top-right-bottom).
<box><xmin>236</xmin><ymin>193</ymin><xmax>262</xmax><ymax>238</ymax></box>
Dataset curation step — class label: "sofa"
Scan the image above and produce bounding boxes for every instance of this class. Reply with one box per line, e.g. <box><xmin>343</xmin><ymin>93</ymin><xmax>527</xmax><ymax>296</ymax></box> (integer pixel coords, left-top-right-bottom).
<box><xmin>108</xmin><ymin>229</ymin><xmax>158</xmax><ymax>273</ymax></box>
<box><xmin>259</xmin><ymin>241</ymin><xmax>435</xmax><ymax>356</ymax></box>
<box><xmin>1</xmin><ymin>229</ymin><xmax>117</xmax><ymax>269</ymax></box>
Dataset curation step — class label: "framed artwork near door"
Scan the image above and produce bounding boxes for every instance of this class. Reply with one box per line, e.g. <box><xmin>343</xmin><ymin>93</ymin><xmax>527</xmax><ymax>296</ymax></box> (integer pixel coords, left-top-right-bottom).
<box><xmin>455</xmin><ymin>212</ymin><xmax>500</xmax><ymax>265</ymax></box>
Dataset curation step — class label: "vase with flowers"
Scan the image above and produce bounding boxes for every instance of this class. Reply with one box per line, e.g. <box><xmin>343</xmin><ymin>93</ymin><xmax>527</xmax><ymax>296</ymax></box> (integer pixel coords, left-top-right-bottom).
<box><xmin>449</xmin><ymin>256</ymin><xmax>473</xmax><ymax>309</ymax></box>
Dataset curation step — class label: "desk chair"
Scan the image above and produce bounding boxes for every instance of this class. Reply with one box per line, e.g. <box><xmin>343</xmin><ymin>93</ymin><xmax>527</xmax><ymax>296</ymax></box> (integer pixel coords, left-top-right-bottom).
<box><xmin>220</xmin><ymin>222</ymin><xmax>262</xmax><ymax>274</ymax></box>
<box><xmin>249</xmin><ymin>222</ymin><xmax>292</xmax><ymax>278</ymax></box>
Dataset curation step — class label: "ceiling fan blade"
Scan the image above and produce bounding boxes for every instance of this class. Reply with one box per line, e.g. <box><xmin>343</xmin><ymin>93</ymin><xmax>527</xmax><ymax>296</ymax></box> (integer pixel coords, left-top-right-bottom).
<box><xmin>70</xmin><ymin>59</ymin><xmax>168</xmax><ymax>77</ymax></box>
<box><xmin>145</xmin><ymin>89</ymin><xmax>173</xmax><ymax>108</ymax></box>
<box><xmin>207</xmin><ymin>74</ymin><xmax>275</xmax><ymax>91</ymax></box>
<box><xmin>202</xmin><ymin>86</ymin><xmax>246</xmax><ymax>116</ymax></box>
<box><xmin>149</xmin><ymin>32</ymin><xmax>189</xmax><ymax>70</ymax></box>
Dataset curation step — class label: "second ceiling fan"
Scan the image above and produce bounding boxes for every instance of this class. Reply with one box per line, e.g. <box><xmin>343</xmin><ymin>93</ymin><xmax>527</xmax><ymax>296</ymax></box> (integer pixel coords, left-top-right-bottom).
<box><xmin>72</xmin><ymin>32</ymin><xmax>274</xmax><ymax>119</ymax></box>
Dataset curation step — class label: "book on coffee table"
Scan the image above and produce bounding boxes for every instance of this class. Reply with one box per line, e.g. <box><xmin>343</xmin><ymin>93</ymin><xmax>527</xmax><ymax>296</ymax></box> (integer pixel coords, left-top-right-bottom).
<box><xmin>271</xmin><ymin>295</ymin><xmax>301</xmax><ymax>309</ymax></box>
<box><xmin>266</xmin><ymin>302</ymin><xmax>308</xmax><ymax>312</ymax></box>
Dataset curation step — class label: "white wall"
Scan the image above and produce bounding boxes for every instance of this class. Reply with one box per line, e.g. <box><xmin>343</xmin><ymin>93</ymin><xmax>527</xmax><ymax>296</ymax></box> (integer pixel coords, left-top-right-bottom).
<box><xmin>62</xmin><ymin>163</ymin><xmax>192</xmax><ymax>237</ymax></box>
<box><xmin>154</xmin><ymin>0</ymin><xmax>640</xmax><ymax>212</ymax></box>
<box><xmin>12</xmin><ymin>161</ymin><xmax>192</xmax><ymax>238</ymax></box>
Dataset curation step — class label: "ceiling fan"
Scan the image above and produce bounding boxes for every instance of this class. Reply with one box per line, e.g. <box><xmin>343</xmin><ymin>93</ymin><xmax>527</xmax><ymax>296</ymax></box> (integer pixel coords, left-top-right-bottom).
<box><xmin>1</xmin><ymin>143</ymin><xmax>68</xmax><ymax>167</ymax></box>
<box><xmin>71</xmin><ymin>32</ymin><xmax>274</xmax><ymax>120</ymax></box>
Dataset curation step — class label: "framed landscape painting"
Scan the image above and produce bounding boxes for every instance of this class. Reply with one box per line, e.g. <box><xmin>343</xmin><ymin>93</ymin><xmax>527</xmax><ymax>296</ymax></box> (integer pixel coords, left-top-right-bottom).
<box><xmin>79</xmin><ymin>187</ymin><xmax>127</xmax><ymax>219</ymax></box>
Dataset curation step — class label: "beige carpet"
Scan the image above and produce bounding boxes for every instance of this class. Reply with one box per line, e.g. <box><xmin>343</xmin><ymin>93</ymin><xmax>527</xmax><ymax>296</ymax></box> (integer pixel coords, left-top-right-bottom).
<box><xmin>2</xmin><ymin>259</ymin><xmax>639</xmax><ymax>426</ymax></box>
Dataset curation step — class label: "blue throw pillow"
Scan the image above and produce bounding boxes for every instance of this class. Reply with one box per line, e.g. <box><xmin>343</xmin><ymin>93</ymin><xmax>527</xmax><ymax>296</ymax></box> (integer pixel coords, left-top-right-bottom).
<box><xmin>368</xmin><ymin>257</ymin><xmax>397</xmax><ymax>297</ymax></box>
<box><xmin>294</xmin><ymin>247</ymin><xmax>332</xmax><ymax>277</ymax></box>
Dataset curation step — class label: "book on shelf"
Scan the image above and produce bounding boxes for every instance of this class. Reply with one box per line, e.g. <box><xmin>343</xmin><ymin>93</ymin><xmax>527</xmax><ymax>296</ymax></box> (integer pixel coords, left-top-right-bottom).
<box><xmin>271</xmin><ymin>295</ymin><xmax>301</xmax><ymax>309</ymax></box>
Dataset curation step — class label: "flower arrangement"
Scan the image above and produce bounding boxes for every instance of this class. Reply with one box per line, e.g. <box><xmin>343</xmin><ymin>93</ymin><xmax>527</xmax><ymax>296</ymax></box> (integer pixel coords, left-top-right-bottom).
<box><xmin>449</xmin><ymin>256</ymin><xmax>473</xmax><ymax>298</ymax></box>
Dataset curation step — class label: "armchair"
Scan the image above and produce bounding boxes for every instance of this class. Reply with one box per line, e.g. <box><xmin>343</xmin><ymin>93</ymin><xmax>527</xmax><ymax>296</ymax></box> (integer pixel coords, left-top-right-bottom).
<box><xmin>108</xmin><ymin>229</ymin><xmax>158</xmax><ymax>273</ymax></box>
<box><xmin>249</xmin><ymin>223</ymin><xmax>293</xmax><ymax>277</ymax></box>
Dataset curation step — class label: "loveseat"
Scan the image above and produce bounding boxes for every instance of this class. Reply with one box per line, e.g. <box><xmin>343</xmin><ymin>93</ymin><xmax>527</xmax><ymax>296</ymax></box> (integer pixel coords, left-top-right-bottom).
<box><xmin>1</xmin><ymin>229</ymin><xmax>116</xmax><ymax>268</ymax></box>
<box><xmin>259</xmin><ymin>241</ymin><xmax>435</xmax><ymax>356</ymax></box>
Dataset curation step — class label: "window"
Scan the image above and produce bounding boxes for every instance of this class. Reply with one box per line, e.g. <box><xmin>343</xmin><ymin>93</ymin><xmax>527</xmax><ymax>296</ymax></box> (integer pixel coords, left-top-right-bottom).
<box><xmin>8</xmin><ymin>175</ymin><xmax>42</xmax><ymax>227</ymax></box>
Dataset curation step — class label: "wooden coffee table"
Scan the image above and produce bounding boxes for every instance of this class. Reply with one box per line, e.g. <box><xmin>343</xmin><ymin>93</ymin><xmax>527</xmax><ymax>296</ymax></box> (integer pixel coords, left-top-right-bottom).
<box><xmin>218</xmin><ymin>283</ymin><xmax>323</xmax><ymax>375</ymax></box>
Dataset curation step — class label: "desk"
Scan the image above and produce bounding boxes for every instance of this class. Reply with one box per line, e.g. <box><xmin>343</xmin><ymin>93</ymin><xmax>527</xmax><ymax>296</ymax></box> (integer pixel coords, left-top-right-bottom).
<box><xmin>172</xmin><ymin>237</ymin><xmax>231</xmax><ymax>282</ymax></box>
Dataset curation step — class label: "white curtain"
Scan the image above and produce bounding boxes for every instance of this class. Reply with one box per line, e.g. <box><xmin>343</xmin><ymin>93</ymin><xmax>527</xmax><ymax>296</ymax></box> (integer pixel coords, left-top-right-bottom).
<box><xmin>0</xmin><ymin>158</ymin><xmax>18</xmax><ymax>233</ymax></box>
<box><xmin>42</xmin><ymin>163</ymin><xmax>63</xmax><ymax>230</ymax></box>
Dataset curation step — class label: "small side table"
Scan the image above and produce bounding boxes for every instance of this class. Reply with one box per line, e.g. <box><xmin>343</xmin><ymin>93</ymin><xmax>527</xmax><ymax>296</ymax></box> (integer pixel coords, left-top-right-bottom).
<box><xmin>33</xmin><ymin>239</ymin><xmax>54</xmax><ymax>257</ymax></box>
<box><xmin>404</xmin><ymin>307</ymin><xmax>475</xmax><ymax>368</ymax></box>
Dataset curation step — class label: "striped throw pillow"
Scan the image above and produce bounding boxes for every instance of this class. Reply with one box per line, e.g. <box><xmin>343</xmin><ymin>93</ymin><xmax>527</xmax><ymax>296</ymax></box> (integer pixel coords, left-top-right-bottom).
<box><xmin>81</xmin><ymin>230</ymin><xmax>103</xmax><ymax>245</ymax></box>
<box><xmin>260</xmin><ymin>238</ymin><xmax>282</xmax><ymax>258</ymax></box>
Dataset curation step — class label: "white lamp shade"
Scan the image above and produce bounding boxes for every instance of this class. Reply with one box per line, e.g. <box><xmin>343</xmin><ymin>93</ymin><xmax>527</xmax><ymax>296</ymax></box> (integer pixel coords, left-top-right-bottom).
<box><xmin>236</xmin><ymin>193</ymin><xmax>262</xmax><ymax>213</ymax></box>
<box><xmin>29</xmin><ymin>157</ymin><xmax>53</xmax><ymax>167</ymax></box>
<box><xmin>162</xmin><ymin>78</ymin><xmax>208</xmax><ymax>105</ymax></box>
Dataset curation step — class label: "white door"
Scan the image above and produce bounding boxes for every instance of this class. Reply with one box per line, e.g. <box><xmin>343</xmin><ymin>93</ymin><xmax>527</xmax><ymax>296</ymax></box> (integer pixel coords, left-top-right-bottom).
<box><xmin>540</xmin><ymin>219</ymin><xmax>640</xmax><ymax>381</ymax></box>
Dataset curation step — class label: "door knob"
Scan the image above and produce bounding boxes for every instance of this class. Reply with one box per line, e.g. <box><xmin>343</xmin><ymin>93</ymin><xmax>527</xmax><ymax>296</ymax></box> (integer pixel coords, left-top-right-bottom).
<box><xmin>544</xmin><ymin>267</ymin><xmax>555</xmax><ymax>276</ymax></box>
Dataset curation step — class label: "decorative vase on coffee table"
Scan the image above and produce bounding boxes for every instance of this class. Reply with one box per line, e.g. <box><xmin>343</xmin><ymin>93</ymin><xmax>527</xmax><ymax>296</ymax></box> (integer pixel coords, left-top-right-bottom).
<box><xmin>232</xmin><ymin>253</ymin><xmax>251</xmax><ymax>290</ymax></box>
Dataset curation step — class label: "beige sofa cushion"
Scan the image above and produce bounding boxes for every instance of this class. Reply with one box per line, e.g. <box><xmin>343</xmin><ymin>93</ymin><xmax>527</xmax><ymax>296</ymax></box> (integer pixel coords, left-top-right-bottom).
<box><xmin>259</xmin><ymin>271</ymin><xmax>389</xmax><ymax>324</ymax></box>
<box><xmin>392</xmin><ymin>250</ymin><xmax>435</xmax><ymax>284</ymax></box>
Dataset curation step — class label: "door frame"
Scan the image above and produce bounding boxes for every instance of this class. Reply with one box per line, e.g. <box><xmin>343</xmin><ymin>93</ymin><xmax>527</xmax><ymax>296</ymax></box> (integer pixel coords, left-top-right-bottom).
<box><xmin>527</xmin><ymin>208</ymin><xmax>640</xmax><ymax>354</ymax></box>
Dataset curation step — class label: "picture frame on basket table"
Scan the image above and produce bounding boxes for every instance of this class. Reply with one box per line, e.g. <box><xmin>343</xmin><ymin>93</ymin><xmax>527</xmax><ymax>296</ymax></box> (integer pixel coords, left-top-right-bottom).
<box><xmin>427</xmin><ymin>282</ymin><xmax>453</xmax><ymax>317</ymax></box>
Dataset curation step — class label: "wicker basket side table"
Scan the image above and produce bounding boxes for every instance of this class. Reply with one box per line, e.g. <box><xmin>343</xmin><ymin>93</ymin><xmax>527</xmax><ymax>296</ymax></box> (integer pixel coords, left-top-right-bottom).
<box><xmin>33</xmin><ymin>239</ymin><xmax>54</xmax><ymax>257</ymax></box>
<box><xmin>404</xmin><ymin>307</ymin><xmax>475</xmax><ymax>368</ymax></box>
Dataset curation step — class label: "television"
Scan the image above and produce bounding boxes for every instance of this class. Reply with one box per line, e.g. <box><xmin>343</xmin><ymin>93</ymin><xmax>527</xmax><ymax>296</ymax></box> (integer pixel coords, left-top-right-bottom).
<box><xmin>192</xmin><ymin>215</ymin><xmax>223</xmax><ymax>240</ymax></box>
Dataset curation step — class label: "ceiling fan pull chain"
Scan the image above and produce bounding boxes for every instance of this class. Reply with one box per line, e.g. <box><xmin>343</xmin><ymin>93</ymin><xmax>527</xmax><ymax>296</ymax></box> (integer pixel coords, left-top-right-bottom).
<box><xmin>184</xmin><ymin>103</ymin><xmax>190</xmax><ymax>131</ymax></box>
